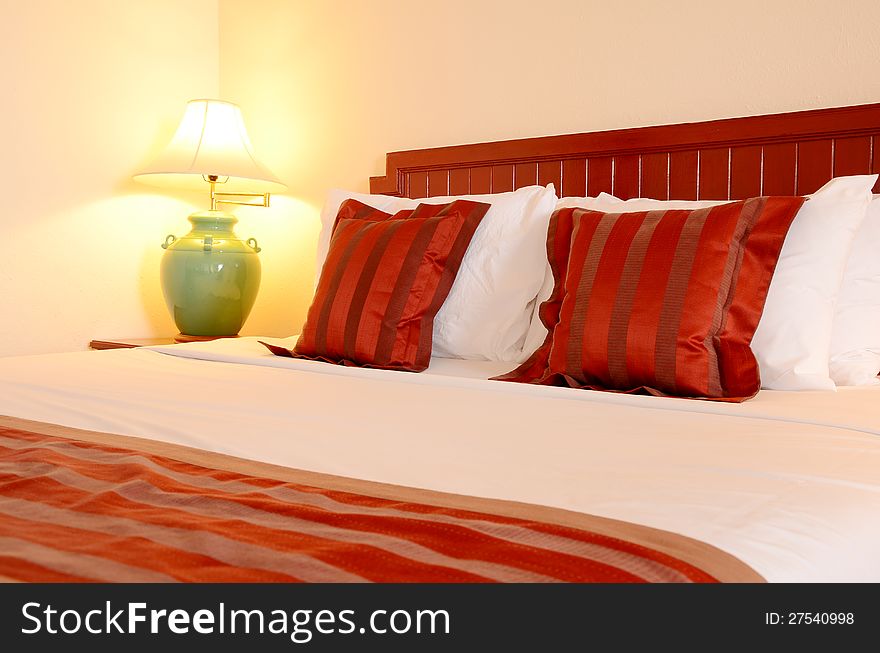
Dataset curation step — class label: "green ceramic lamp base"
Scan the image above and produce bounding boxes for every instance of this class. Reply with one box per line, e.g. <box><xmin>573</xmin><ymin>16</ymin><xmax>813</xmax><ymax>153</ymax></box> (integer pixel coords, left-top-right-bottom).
<box><xmin>160</xmin><ymin>210</ymin><xmax>261</xmax><ymax>338</ymax></box>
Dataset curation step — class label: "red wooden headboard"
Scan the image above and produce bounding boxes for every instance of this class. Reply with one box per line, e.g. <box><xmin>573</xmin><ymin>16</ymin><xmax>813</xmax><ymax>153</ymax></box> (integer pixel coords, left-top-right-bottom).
<box><xmin>370</xmin><ymin>103</ymin><xmax>880</xmax><ymax>200</ymax></box>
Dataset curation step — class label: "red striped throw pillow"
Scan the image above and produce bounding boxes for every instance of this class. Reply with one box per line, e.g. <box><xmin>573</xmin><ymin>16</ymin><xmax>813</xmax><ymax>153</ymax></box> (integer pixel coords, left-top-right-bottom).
<box><xmin>267</xmin><ymin>198</ymin><xmax>490</xmax><ymax>371</ymax></box>
<box><xmin>495</xmin><ymin>197</ymin><xmax>805</xmax><ymax>401</ymax></box>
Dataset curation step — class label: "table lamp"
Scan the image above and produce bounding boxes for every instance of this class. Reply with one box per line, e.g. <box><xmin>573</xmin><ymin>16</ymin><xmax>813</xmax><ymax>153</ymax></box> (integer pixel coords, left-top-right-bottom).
<box><xmin>134</xmin><ymin>99</ymin><xmax>286</xmax><ymax>342</ymax></box>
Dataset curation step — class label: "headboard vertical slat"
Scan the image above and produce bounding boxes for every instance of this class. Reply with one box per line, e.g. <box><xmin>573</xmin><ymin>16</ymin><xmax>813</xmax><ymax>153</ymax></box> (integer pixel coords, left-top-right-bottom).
<box><xmin>697</xmin><ymin>148</ymin><xmax>729</xmax><ymax>200</ymax></box>
<box><xmin>730</xmin><ymin>146</ymin><xmax>762</xmax><ymax>199</ymax></box>
<box><xmin>537</xmin><ymin>160</ymin><xmax>562</xmax><ymax>192</ymax></box>
<box><xmin>408</xmin><ymin>170</ymin><xmax>427</xmax><ymax>199</ymax></box>
<box><xmin>611</xmin><ymin>155</ymin><xmax>639</xmax><ymax>199</ymax></box>
<box><xmin>427</xmin><ymin>169</ymin><xmax>449</xmax><ymax>197</ymax></box>
<box><xmin>640</xmin><ymin>152</ymin><xmax>669</xmax><ymax>200</ymax></box>
<box><xmin>872</xmin><ymin>135</ymin><xmax>879</xmax><ymax>179</ymax></box>
<box><xmin>762</xmin><ymin>143</ymin><xmax>797</xmax><ymax>195</ymax></box>
<box><xmin>561</xmin><ymin>159</ymin><xmax>586</xmax><ymax>197</ymax></box>
<box><xmin>514</xmin><ymin>162</ymin><xmax>537</xmax><ymax>189</ymax></box>
<box><xmin>796</xmin><ymin>140</ymin><xmax>834</xmax><ymax>195</ymax></box>
<box><xmin>470</xmin><ymin>166</ymin><xmax>492</xmax><ymax>194</ymax></box>
<box><xmin>669</xmin><ymin>151</ymin><xmax>698</xmax><ymax>200</ymax></box>
<box><xmin>489</xmin><ymin>164</ymin><xmax>511</xmax><ymax>192</ymax></box>
<box><xmin>832</xmin><ymin>136</ymin><xmax>871</xmax><ymax>177</ymax></box>
<box><xmin>587</xmin><ymin>157</ymin><xmax>612</xmax><ymax>197</ymax></box>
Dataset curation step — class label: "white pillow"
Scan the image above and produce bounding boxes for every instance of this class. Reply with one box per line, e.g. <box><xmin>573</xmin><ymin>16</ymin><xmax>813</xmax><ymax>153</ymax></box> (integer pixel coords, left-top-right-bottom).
<box><xmin>556</xmin><ymin>192</ymin><xmax>725</xmax><ymax>212</ymax></box>
<box><xmin>829</xmin><ymin>196</ymin><xmax>880</xmax><ymax>385</ymax></box>
<box><xmin>752</xmin><ymin>176</ymin><xmax>874</xmax><ymax>390</ymax></box>
<box><xmin>530</xmin><ymin>176</ymin><xmax>876</xmax><ymax>390</ymax></box>
<box><xmin>316</xmin><ymin>185</ymin><xmax>558</xmax><ymax>362</ymax></box>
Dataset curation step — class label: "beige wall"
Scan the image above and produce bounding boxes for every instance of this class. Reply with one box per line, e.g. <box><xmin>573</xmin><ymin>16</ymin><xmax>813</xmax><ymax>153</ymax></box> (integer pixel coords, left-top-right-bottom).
<box><xmin>218</xmin><ymin>0</ymin><xmax>880</xmax><ymax>335</ymax></box>
<box><xmin>0</xmin><ymin>0</ymin><xmax>219</xmax><ymax>356</ymax></box>
<box><xmin>4</xmin><ymin>1</ymin><xmax>880</xmax><ymax>355</ymax></box>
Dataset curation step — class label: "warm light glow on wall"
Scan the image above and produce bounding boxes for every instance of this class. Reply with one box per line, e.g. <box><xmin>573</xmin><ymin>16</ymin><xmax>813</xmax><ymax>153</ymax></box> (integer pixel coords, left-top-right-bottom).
<box><xmin>227</xmin><ymin>195</ymin><xmax>320</xmax><ymax>337</ymax></box>
<box><xmin>6</xmin><ymin>194</ymin><xmax>202</xmax><ymax>355</ymax></box>
<box><xmin>0</xmin><ymin>1</ymin><xmax>218</xmax><ymax>357</ymax></box>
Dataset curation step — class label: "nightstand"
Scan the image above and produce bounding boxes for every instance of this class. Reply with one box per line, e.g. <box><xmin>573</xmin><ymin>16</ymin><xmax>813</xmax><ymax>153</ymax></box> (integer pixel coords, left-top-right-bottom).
<box><xmin>89</xmin><ymin>337</ymin><xmax>177</xmax><ymax>350</ymax></box>
<box><xmin>89</xmin><ymin>335</ymin><xmax>234</xmax><ymax>350</ymax></box>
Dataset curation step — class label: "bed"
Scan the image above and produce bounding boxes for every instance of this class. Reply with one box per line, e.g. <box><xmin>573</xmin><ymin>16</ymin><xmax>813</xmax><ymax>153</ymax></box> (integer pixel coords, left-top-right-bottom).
<box><xmin>3</xmin><ymin>103</ymin><xmax>880</xmax><ymax>583</ymax></box>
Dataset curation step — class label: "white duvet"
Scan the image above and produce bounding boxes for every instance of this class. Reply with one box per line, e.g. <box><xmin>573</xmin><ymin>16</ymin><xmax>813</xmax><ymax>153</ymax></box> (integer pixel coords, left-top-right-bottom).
<box><xmin>2</xmin><ymin>336</ymin><xmax>880</xmax><ymax>582</ymax></box>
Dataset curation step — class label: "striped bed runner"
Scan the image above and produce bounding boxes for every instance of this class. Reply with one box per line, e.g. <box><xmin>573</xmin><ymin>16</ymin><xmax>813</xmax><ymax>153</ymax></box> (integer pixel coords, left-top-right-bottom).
<box><xmin>0</xmin><ymin>417</ymin><xmax>762</xmax><ymax>583</ymax></box>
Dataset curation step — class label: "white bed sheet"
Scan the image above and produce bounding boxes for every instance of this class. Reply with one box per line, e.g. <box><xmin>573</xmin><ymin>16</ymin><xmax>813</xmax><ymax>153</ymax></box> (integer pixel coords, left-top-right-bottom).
<box><xmin>2</xmin><ymin>336</ymin><xmax>880</xmax><ymax>582</ymax></box>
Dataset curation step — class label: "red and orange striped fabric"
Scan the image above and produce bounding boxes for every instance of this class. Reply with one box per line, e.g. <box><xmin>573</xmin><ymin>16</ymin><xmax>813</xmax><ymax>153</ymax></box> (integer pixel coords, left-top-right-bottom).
<box><xmin>289</xmin><ymin>198</ymin><xmax>489</xmax><ymax>371</ymax></box>
<box><xmin>0</xmin><ymin>420</ymin><xmax>760</xmax><ymax>583</ymax></box>
<box><xmin>497</xmin><ymin>198</ymin><xmax>804</xmax><ymax>400</ymax></box>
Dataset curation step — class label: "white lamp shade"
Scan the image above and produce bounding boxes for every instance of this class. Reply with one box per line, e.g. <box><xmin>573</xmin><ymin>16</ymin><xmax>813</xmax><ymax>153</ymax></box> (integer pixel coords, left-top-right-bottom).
<box><xmin>134</xmin><ymin>99</ymin><xmax>286</xmax><ymax>193</ymax></box>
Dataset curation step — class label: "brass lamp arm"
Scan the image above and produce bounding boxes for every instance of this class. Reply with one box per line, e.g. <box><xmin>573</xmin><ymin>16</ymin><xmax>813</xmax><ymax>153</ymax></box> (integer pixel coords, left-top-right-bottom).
<box><xmin>212</xmin><ymin>191</ymin><xmax>271</xmax><ymax>210</ymax></box>
<box><xmin>205</xmin><ymin>174</ymin><xmax>271</xmax><ymax>211</ymax></box>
